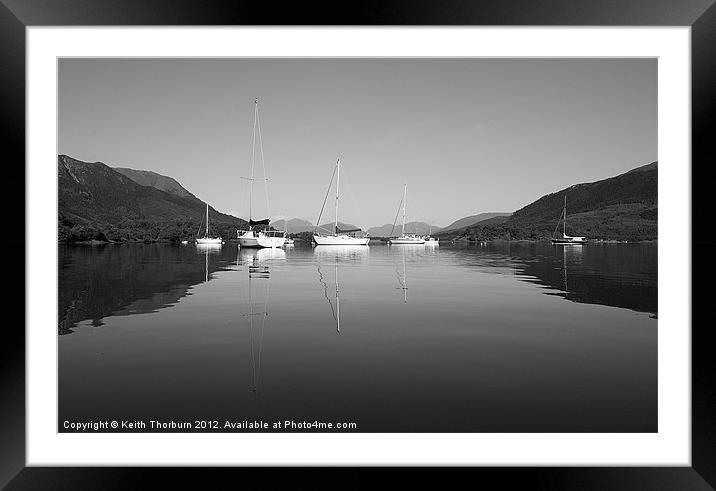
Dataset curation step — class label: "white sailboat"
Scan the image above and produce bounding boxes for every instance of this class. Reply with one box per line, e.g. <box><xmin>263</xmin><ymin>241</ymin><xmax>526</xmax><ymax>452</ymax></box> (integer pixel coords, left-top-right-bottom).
<box><xmin>389</xmin><ymin>184</ymin><xmax>425</xmax><ymax>245</ymax></box>
<box><xmin>423</xmin><ymin>223</ymin><xmax>439</xmax><ymax>245</ymax></box>
<box><xmin>551</xmin><ymin>194</ymin><xmax>587</xmax><ymax>244</ymax></box>
<box><xmin>282</xmin><ymin>220</ymin><xmax>294</xmax><ymax>246</ymax></box>
<box><xmin>237</xmin><ymin>98</ymin><xmax>286</xmax><ymax>249</ymax></box>
<box><xmin>196</xmin><ymin>202</ymin><xmax>223</xmax><ymax>245</ymax></box>
<box><xmin>313</xmin><ymin>159</ymin><xmax>370</xmax><ymax>246</ymax></box>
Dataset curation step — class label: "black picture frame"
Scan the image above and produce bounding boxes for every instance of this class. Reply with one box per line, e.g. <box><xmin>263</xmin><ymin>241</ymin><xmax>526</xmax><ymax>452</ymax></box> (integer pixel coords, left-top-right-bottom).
<box><xmin>3</xmin><ymin>1</ymin><xmax>713</xmax><ymax>489</ymax></box>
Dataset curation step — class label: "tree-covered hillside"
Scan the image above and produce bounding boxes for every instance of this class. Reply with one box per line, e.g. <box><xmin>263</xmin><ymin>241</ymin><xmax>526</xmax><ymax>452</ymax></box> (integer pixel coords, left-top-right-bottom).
<box><xmin>437</xmin><ymin>162</ymin><xmax>657</xmax><ymax>241</ymax></box>
<box><xmin>58</xmin><ymin>155</ymin><xmax>247</xmax><ymax>242</ymax></box>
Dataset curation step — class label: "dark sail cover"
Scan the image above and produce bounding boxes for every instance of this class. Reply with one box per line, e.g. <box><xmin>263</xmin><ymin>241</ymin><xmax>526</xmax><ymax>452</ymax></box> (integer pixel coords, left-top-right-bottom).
<box><xmin>249</xmin><ymin>219</ymin><xmax>270</xmax><ymax>226</ymax></box>
<box><xmin>336</xmin><ymin>226</ymin><xmax>361</xmax><ymax>233</ymax></box>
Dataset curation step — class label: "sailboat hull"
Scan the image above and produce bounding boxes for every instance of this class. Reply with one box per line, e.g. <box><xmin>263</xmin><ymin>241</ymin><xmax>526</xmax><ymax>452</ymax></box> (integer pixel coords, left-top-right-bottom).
<box><xmin>552</xmin><ymin>238</ymin><xmax>586</xmax><ymax>244</ymax></box>
<box><xmin>389</xmin><ymin>237</ymin><xmax>425</xmax><ymax>244</ymax></box>
<box><xmin>313</xmin><ymin>235</ymin><xmax>370</xmax><ymax>246</ymax></box>
<box><xmin>257</xmin><ymin>235</ymin><xmax>286</xmax><ymax>248</ymax></box>
<box><xmin>196</xmin><ymin>237</ymin><xmax>223</xmax><ymax>245</ymax></box>
<box><xmin>238</xmin><ymin>230</ymin><xmax>285</xmax><ymax>248</ymax></box>
<box><xmin>238</xmin><ymin>232</ymin><xmax>260</xmax><ymax>248</ymax></box>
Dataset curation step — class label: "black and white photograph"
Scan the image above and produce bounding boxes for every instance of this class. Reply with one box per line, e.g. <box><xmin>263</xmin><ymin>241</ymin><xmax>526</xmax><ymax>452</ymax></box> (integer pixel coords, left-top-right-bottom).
<box><xmin>57</xmin><ymin>57</ymin><xmax>658</xmax><ymax>434</ymax></box>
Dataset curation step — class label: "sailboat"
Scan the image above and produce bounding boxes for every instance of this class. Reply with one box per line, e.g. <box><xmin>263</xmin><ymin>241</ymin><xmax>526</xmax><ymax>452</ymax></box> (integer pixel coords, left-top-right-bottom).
<box><xmin>237</xmin><ymin>99</ymin><xmax>286</xmax><ymax>249</ymax></box>
<box><xmin>421</xmin><ymin>223</ymin><xmax>439</xmax><ymax>244</ymax></box>
<box><xmin>282</xmin><ymin>220</ymin><xmax>294</xmax><ymax>246</ymax></box>
<box><xmin>551</xmin><ymin>194</ymin><xmax>587</xmax><ymax>244</ymax></box>
<box><xmin>389</xmin><ymin>184</ymin><xmax>425</xmax><ymax>244</ymax></box>
<box><xmin>313</xmin><ymin>159</ymin><xmax>370</xmax><ymax>246</ymax></box>
<box><xmin>196</xmin><ymin>202</ymin><xmax>223</xmax><ymax>244</ymax></box>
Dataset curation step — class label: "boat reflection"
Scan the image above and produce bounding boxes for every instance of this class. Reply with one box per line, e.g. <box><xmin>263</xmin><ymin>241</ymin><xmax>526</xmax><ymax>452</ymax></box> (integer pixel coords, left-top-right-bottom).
<box><xmin>239</xmin><ymin>247</ymin><xmax>282</xmax><ymax>396</ymax></box>
<box><xmin>316</xmin><ymin>261</ymin><xmax>340</xmax><ymax>333</ymax></box>
<box><xmin>238</xmin><ymin>246</ymin><xmax>286</xmax><ymax>265</ymax></box>
<box><xmin>553</xmin><ymin>243</ymin><xmax>585</xmax><ymax>298</ymax></box>
<box><xmin>313</xmin><ymin>244</ymin><xmax>369</xmax><ymax>262</ymax></box>
<box><xmin>394</xmin><ymin>246</ymin><xmax>408</xmax><ymax>303</ymax></box>
<box><xmin>313</xmin><ymin>246</ymin><xmax>365</xmax><ymax>333</ymax></box>
<box><xmin>197</xmin><ymin>243</ymin><xmax>222</xmax><ymax>282</ymax></box>
<box><xmin>388</xmin><ymin>242</ymin><xmax>440</xmax><ymax>260</ymax></box>
<box><xmin>196</xmin><ymin>243</ymin><xmax>222</xmax><ymax>253</ymax></box>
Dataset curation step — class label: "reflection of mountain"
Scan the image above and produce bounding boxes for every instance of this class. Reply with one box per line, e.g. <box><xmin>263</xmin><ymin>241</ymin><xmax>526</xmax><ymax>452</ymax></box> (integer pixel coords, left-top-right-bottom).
<box><xmin>513</xmin><ymin>244</ymin><xmax>657</xmax><ymax>316</ymax></box>
<box><xmin>443</xmin><ymin>242</ymin><xmax>657</xmax><ymax>315</ymax></box>
<box><xmin>58</xmin><ymin>243</ymin><xmax>237</xmax><ymax>334</ymax></box>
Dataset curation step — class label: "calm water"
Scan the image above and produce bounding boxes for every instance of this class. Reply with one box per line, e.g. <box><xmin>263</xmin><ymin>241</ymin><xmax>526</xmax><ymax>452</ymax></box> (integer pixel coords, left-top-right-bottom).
<box><xmin>58</xmin><ymin>241</ymin><xmax>657</xmax><ymax>432</ymax></box>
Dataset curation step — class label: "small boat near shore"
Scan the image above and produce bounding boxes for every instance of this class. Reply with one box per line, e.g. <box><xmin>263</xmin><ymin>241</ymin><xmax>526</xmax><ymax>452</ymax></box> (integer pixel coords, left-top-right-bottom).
<box><xmin>282</xmin><ymin>221</ymin><xmax>295</xmax><ymax>246</ymax></box>
<box><xmin>196</xmin><ymin>203</ymin><xmax>223</xmax><ymax>245</ymax></box>
<box><xmin>389</xmin><ymin>184</ymin><xmax>425</xmax><ymax>245</ymax></box>
<box><xmin>552</xmin><ymin>194</ymin><xmax>586</xmax><ymax>245</ymax></box>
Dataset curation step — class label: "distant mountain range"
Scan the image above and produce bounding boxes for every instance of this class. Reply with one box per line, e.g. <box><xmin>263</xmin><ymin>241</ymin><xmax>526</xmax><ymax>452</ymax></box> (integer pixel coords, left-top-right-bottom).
<box><xmin>367</xmin><ymin>221</ymin><xmax>436</xmax><ymax>237</ymax></box>
<box><xmin>58</xmin><ymin>155</ymin><xmax>246</xmax><ymax>242</ymax></box>
<box><xmin>317</xmin><ymin>221</ymin><xmax>360</xmax><ymax>233</ymax></box>
<box><xmin>271</xmin><ymin>219</ymin><xmax>364</xmax><ymax>234</ymax></box>
<box><xmin>437</xmin><ymin>162</ymin><xmax>657</xmax><ymax>241</ymax></box>
<box><xmin>271</xmin><ymin>218</ymin><xmax>315</xmax><ymax>234</ymax></box>
<box><xmin>365</xmin><ymin>214</ymin><xmax>510</xmax><ymax>237</ymax></box>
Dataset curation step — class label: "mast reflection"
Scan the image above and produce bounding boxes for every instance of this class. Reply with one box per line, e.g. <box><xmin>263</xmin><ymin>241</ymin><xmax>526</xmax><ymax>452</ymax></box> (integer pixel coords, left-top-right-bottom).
<box><xmin>238</xmin><ymin>246</ymin><xmax>285</xmax><ymax>396</ymax></box>
<box><xmin>314</xmin><ymin>245</ymin><xmax>367</xmax><ymax>333</ymax></box>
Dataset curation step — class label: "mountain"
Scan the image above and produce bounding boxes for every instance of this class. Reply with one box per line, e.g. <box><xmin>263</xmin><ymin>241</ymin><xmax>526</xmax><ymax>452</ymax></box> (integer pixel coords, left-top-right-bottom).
<box><xmin>439</xmin><ymin>212</ymin><xmax>511</xmax><ymax>233</ymax></box>
<box><xmin>472</xmin><ymin>215</ymin><xmax>511</xmax><ymax>227</ymax></box>
<box><xmin>270</xmin><ymin>218</ymin><xmax>368</xmax><ymax>235</ymax></box>
<box><xmin>317</xmin><ymin>221</ymin><xmax>361</xmax><ymax>233</ymax></box>
<box><xmin>271</xmin><ymin>218</ymin><xmax>315</xmax><ymax>234</ymax></box>
<box><xmin>367</xmin><ymin>221</ymin><xmax>436</xmax><ymax>237</ymax></box>
<box><xmin>437</xmin><ymin>162</ymin><xmax>657</xmax><ymax>241</ymax></box>
<box><xmin>58</xmin><ymin>155</ymin><xmax>246</xmax><ymax>242</ymax></box>
<box><xmin>114</xmin><ymin>167</ymin><xmax>196</xmax><ymax>199</ymax></box>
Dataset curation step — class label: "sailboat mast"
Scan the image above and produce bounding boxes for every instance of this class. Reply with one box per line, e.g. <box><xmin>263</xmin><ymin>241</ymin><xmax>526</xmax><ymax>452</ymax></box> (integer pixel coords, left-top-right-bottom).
<box><xmin>335</xmin><ymin>159</ymin><xmax>341</xmax><ymax>233</ymax></box>
<box><xmin>563</xmin><ymin>194</ymin><xmax>567</xmax><ymax>237</ymax></box>
<box><xmin>249</xmin><ymin>98</ymin><xmax>258</xmax><ymax>229</ymax></box>
<box><xmin>401</xmin><ymin>184</ymin><xmax>407</xmax><ymax>236</ymax></box>
<box><xmin>205</xmin><ymin>203</ymin><xmax>209</xmax><ymax>237</ymax></box>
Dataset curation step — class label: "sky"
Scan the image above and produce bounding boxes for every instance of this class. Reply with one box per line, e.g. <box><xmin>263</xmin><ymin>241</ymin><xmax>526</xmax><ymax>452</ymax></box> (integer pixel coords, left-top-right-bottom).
<box><xmin>58</xmin><ymin>58</ymin><xmax>656</xmax><ymax>228</ymax></box>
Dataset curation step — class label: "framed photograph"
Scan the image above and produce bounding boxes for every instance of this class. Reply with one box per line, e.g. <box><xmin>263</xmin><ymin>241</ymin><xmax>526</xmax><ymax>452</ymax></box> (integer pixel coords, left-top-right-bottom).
<box><xmin>5</xmin><ymin>0</ymin><xmax>713</xmax><ymax>488</ymax></box>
